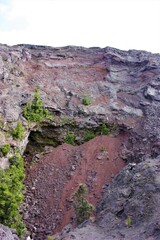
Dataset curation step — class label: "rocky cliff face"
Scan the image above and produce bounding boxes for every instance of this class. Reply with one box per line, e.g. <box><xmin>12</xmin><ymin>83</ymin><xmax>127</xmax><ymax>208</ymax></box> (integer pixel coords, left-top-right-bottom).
<box><xmin>60</xmin><ymin>157</ymin><xmax>160</xmax><ymax>240</ymax></box>
<box><xmin>0</xmin><ymin>44</ymin><xmax>160</xmax><ymax>240</ymax></box>
<box><xmin>0</xmin><ymin>44</ymin><xmax>160</xmax><ymax>155</ymax></box>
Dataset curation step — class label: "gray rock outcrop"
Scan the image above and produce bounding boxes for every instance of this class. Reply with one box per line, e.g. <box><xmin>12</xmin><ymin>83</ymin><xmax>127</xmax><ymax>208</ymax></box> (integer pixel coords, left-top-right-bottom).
<box><xmin>0</xmin><ymin>224</ymin><xmax>19</xmax><ymax>240</ymax></box>
<box><xmin>62</xmin><ymin>157</ymin><xmax>160</xmax><ymax>240</ymax></box>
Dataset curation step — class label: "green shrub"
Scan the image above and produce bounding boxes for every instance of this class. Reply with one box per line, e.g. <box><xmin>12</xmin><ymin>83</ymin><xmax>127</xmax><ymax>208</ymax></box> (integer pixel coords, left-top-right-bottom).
<box><xmin>1</xmin><ymin>144</ymin><xmax>10</xmax><ymax>156</ymax></box>
<box><xmin>73</xmin><ymin>184</ymin><xmax>94</xmax><ymax>224</ymax></box>
<box><xmin>12</xmin><ymin>121</ymin><xmax>24</xmax><ymax>140</ymax></box>
<box><xmin>101</xmin><ymin>123</ymin><xmax>109</xmax><ymax>135</ymax></box>
<box><xmin>84</xmin><ymin>131</ymin><xmax>95</xmax><ymax>141</ymax></box>
<box><xmin>23</xmin><ymin>87</ymin><xmax>49</xmax><ymax>122</ymax></box>
<box><xmin>0</xmin><ymin>152</ymin><xmax>26</xmax><ymax>236</ymax></box>
<box><xmin>64</xmin><ymin>131</ymin><xmax>76</xmax><ymax>145</ymax></box>
<box><xmin>82</xmin><ymin>95</ymin><xmax>91</xmax><ymax>106</ymax></box>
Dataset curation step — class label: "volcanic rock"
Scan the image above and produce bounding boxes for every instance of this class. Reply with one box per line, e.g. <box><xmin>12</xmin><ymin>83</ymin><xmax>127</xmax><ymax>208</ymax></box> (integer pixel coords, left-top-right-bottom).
<box><xmin>0</xmin><ymin>44</ymin><xmax>160</xmax><ymax>240</ymax></box>
<box><xmin>58</xmin><ymin>157</ymin><xmax>160</xmax><ymax>240</ymax></box>
<box><xmin>0</xmin><ymin>224</ymin><xmax>19</xmax><ymax>240</ymax></box>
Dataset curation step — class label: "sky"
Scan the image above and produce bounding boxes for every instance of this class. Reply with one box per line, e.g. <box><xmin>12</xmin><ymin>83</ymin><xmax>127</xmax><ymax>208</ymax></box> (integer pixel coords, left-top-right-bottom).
<box><xmin>0</xmin><ymin>0</ymin><xmax>160</xmax><ymax>53</ymax></box>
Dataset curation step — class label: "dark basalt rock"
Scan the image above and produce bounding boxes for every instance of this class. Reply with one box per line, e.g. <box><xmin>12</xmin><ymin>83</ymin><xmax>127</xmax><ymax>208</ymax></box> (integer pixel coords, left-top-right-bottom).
<box><xmin>62</xmin><ymin>157</ymin><xmax>160</xmax><ymax>240</ymax></box>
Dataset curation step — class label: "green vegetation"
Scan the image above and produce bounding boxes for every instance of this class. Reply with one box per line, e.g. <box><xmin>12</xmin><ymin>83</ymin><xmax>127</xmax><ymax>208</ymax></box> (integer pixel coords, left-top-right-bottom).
<box><xmin>0</xmin><ymin>120</ymin><xmax>4</xmax><ymax>129</ymax></box>
<box><xmin>12</xmin><ymin>121</ymin><xmax>25</xmax><ymax>140</ymax></box>
<box><xmin>100</xmin><ymin>123</ymin><xmax>110</xmax><ymax>135</ymax></box>
<box><xmin>82</xmin><ymin>95</ymin><xmax>91</xmax><ymax>106</ymax></box>
<box><xmin>73</xmin><ymin>184</ymin><xmax>94</xmax><ymax>224</ymax></box>
<box><xmin>64</xmin><ymin>131</ymin><xmax>76</xmax><ymax>145</ymax></box>
<box><xmin>84</xmin><ymin>130</ymin><xmax>95</xmax><ymax>141</ymax></box>
<box><xmin>47</xmin><ymin>236</ymin><xmax>55</xmax><ymax>240</ymax></box>
<box><xmin>111</xmin><ymin>123</ymin><xmax>117</xmax><ymax>131</ymax></box>
<box><xmin>60</xmin><ymin>116</ymin><xmax>74</xmax><ymax>126</ymax></box>
<box><xmin>125</xmin><ymin>215</ymin><xmax>132</xmax><ymax>227</ymax></box>
<box><xmin>0</xmin><ymin>144</ymin><xmax>10</xmax><ymax>156</ymax></box>
<box><xmin>23</xmin><ymin>87</ymin><xmax>49</xmax><ymax>122</ymax></box>
<box><xmin>0</xmin><ymin>151</ymin><xmax>26</xmax><ymax>236</ymax></box>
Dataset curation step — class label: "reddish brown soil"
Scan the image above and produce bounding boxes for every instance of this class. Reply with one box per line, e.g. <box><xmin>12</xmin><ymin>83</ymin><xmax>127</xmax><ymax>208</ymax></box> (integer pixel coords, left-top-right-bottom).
<box><xmin>24</xmin><ymin>134</ymin><xmax>127</xmax><ymax>240</ymax></box>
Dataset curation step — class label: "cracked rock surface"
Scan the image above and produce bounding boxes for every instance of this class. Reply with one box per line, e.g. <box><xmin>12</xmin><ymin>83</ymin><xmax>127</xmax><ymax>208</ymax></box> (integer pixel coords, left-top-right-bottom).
<box><xmin>0</xmin><ymin>44</ymin><xmax>160</xmax><ymax>240</ymax></box>
<box><xmin>0</xmin><ymin>224</ymin><xmax>19</xmax><ymax>240</ymax></box>
<box><xmin>60</xmin><ymin>157</ymin><xmax>160</xmax><ymax>240</ymax></box>
<box><xmin>0</xmin><ymin>44</ymin><xmax>160</xmax><ymax>158</ymax></box>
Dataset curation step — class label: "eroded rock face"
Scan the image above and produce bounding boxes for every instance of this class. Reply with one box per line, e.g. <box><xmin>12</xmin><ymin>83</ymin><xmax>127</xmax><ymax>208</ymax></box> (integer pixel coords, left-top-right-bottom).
<box><xmin>0</xmin><ymin>44</ymin><xmax>160</xmax><ymax>159</ymax></box>
<box><xmin>98</xmin><ymin>157</ymin><xmax>160</xmax><ymax>239</ymax></box>
<box><xmin>60</xmin><ymin>157</ymin><xmax>160</xmax><ymax>240</ymax></box>
<box><xmin>0</xmin><ymin>44</ymin><xmax>160</xmax><ymax>240</ymax></box>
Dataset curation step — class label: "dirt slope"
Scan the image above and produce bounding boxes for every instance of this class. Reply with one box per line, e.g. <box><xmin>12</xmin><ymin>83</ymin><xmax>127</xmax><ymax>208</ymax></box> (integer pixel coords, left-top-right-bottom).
<box><xmin>24</xmin><ymin>135</ymin><xmax>126</xmax><ymax>239</ymax></box>
<box><xmin>62</xmin><ymin>157</ymin><xmax>160</xmax><ymax>240</ymax></box>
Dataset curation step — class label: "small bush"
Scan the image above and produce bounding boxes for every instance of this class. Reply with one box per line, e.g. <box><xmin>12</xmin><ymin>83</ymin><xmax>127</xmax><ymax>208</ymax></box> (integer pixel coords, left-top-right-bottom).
<box><xmin>1</xmin><ymin>144</ymin><xmax>10</xmax><ymax>156</ymax></box>
<box><xmin>23</xmin><ymin>87</ymin><xmax>49</xmax><ymax>122</ymax></box>
<box><xmin>84</xmin><ymin>131</ymin><xmax>95</xmax><ymax>141</ymax></box>
<box><xmin>82</xmin><ymin>95</ymin><xmax>91</xmax><ymax>106</ymax></box>
<box><xmin>101</xmin><ymin>123</ymin><xmax>109</xmax><ymax>135</ymax></box>
<box><xmin>73</xmin><ymin>184</ymin><xmax>94</xmax><ymax>224</ymax></box>
<box><xmin>12</xmin><ymin>121</ymin><xmax>24</xmax><ymax>140</ymax></box>
<box><xmin>64</xmin><ymin>131</ymin><xmax>76</xmax><ymax>145</ymax></box>
<box><xmin>0</xmin><ymin>152</ymin><xmax>26</xmax><ymax>236</ymax></box>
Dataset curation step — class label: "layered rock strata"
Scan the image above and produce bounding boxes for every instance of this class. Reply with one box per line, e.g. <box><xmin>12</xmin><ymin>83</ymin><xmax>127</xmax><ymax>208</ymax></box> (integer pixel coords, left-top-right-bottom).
<box><xmin>0</xmin><ymin>44</ymin><xmax>160</xmax><ymax>239</ymax></box>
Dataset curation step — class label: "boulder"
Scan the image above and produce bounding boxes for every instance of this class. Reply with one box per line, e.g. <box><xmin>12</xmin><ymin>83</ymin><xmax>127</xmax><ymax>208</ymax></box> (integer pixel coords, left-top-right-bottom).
<box><xmin>0</xmin><ymin>224</ymin><xmax>19</xmax><ymax>240</ymax></box>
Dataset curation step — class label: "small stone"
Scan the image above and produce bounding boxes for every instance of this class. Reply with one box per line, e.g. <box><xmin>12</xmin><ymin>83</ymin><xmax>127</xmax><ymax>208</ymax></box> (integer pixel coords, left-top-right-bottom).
<box><xmin>97</xmin><ymin>155</ymin><xmax>103</xmax><ymax>160</ymax></box>
<box><xmin>71</xmin><ymin>165</ymin><xmax>76</xmax><ymax>171</ymax></box>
